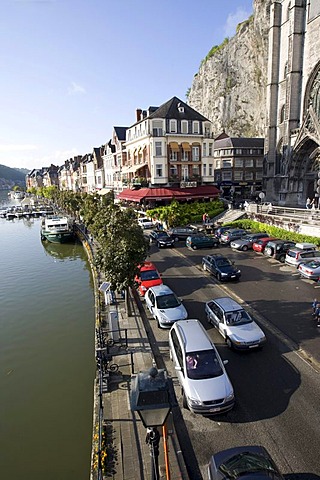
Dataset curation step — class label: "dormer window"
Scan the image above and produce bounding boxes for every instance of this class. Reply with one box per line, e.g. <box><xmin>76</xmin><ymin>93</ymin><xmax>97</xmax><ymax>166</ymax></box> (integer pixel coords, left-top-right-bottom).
<box><xmin>177</xmin><ymin>102</ymin><xmax>185</xmax><ymax>113</ymax></box>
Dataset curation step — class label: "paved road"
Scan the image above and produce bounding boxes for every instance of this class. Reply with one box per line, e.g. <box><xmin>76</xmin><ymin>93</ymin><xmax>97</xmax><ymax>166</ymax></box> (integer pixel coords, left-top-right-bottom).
<box><xmin>142</xmin><ymin>240</ymin><xmax>320</xmax><ymax>480</ymax></box>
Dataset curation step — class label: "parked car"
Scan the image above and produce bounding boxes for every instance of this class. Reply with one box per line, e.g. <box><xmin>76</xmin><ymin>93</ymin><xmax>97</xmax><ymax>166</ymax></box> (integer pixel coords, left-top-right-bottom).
<box><xmin>230</xmin><ymin>232</ymin><xmax>269</xmax><ymax>251</ymax></box>
<box><xmin>252</xmin><ymin>237</ymin><xmax>279</xmax><ymax>253</ymax></box>
<box><xmin>208</xmin><ymin>445</ymin><xmax>285</xmax><ymax>480</ymax></box>
<box><xmin>285</xmin><ymin>242</ymin><xmax>319</xmax><ymax>268</ymax></box>
<box><xmin>298</xmin><ymin>260</ymin><xmax>320</xmax><ymax>280</ymax></box>
<box><xmin>145</xmin><ymin>284</ymin><xmax>188</xmax><ymax>328</ymax></box>
<box><xmin>186</xmin><ymin>234</ymin><xmax>220</xmax><ymax>250</ymax></box>
<box><xmin>167</xmin><ymin>226</ymin><xmax>198</xmax><ymax>241</ymax></box>
<box><xmin>138</xmin><ymin>217</ymin><xmax>154</xmax><ymax>229</ymax></box>
<box><xmin>205</xmin><ymin>297</ymin><xmax>266</xmax><ymax>350</ymax></box>
<box><xmin>169</xmin><ymin>319</ymin><xmax>234</xmax><ymax>414</ymax></box>
<box><xmin>220</xmin><ymin>228</ymin><xmax>247</xmax><ymax>245</ymax></box>
<box><xmin>202</xmin><ymin>254</ymin><xmax>241</xmax><ymax>281</ymax></box>
<box><xmin>213</xmin><ymin>226</ymin><xmax>230</xmax><ymax>239</ymax></box>
<box><xmin>148</xmin><ymin>230</ymin><xmax>175</xmax><ymax>248</ymax></box>
<box><xmin>134</xmin><ymin>262</ymin><xmax>163</xmax><ymax>297</ymax></box>
<box><xmin>264</xmin><ymin>239</ymin><xmax>296</xmax><ymax>263</ymax></box>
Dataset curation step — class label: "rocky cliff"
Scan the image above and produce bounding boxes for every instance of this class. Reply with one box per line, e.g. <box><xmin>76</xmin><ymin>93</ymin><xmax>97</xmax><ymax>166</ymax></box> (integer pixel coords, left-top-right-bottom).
<box><xmin>188</xmin><ymin>0</ymin><xmax>271</xmax><ymax>138</ymax></box>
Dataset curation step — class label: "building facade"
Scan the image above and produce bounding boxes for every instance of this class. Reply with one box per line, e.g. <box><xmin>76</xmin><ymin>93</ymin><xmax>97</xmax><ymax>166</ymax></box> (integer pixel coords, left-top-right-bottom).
<box><xmin>264</xmin><ymin>0</ymin><xmax>320</xmax><ymax>206</ymax></box>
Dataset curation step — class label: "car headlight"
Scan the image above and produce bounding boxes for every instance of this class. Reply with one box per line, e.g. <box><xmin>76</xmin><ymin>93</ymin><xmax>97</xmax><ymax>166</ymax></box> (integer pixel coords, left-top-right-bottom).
<box><xmin>231</xmin><ymin>335</ymin><xmax>245</xmax><ymax>345</ymax></box>
<box><xmin>226</xmin><ymin>391</ymin><xmax>234</xmax><ymax>401</ymax></box>
<box><xmin>237</xmin><ymin>269</ymin><xmax>241</xmax><ymax>274</ymax></box>
<box><xmin>187</xmin><ymin>397</ymin><xmax>202</xmax><ymax>406</ymax></box>
<box><xmin>221</xmin><ymin>272</ymin><xmax>228</xmax><ymax>276</ymax></box>
<box><xmin>141</xmin><ymin>286</ymin><xmax>147</xmax><ymax>292</ymax></box>
<box><xmin>259</xmin><ymin>335</ymin><xmax>266</xmax><ymax>343</ymax></box>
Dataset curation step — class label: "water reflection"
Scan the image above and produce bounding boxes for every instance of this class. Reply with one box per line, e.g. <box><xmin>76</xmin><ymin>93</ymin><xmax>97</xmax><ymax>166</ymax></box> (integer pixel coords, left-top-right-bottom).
<box><xmin>42</xmin><ymin>238</ymin><xmax>83</xmax><ymax>261</ymax></box>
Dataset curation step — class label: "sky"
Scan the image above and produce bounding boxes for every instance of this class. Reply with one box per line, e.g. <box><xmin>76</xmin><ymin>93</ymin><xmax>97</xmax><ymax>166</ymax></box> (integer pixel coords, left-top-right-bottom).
<box><xmin>0</xmin><ymin>0</ymin><xmax>253</xmax><ymax>171</ymax></box>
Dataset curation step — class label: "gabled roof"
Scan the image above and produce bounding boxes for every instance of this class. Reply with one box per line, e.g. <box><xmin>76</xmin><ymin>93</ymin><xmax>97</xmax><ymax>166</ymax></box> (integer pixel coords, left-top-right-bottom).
<box><xmin>148</xmin><ymin>96</ymin><xmax>210</xmax><ymax>122</ymax></box>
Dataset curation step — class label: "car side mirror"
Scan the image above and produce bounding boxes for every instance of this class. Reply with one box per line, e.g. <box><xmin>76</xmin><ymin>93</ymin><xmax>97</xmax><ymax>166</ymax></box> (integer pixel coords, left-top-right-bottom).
<box><xmin>223</xmin><ymin>360</ymin><xmax>229</xmax><ymax>365</ymax></box>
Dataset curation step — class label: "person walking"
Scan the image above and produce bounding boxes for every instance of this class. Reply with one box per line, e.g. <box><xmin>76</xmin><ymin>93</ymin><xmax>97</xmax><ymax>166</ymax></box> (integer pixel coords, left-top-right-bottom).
<box><xmin>306</xmin><ymin>197</ymin><xmax>312</xmax><ymax>209</ymax></box>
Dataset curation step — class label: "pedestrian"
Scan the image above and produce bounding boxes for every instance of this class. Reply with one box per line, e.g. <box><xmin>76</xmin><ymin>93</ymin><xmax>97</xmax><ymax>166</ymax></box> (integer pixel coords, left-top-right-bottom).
<box><xmin>315</xmin><ymin>302</ymin><xmax>320</xmax><ymax>327</ymax></box>
<box><xmin>202</xmin><ymin>212</ymin><xmax>207</xmax><ymax>225</ymax></box>
<box><xmin>306</xmin><ymin>197</ymin><xmax>312</xmax><ymax>209</ymax></box>
<box><xmin>311</xmin><ymin>198</ymin><xmax>316</xmax><ymax>210</ymax></box>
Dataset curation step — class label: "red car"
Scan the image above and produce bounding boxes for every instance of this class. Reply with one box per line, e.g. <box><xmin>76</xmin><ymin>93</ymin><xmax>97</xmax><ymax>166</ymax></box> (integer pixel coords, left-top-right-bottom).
<box><xmin>135</xmin><ymin>262</ymin><xmax>163</xmax><ymax>297</ymax></box>
<box><xmin>252</xmin><ymin>237</ymin><xmax>278</xmax><ymax>253</ymax></box>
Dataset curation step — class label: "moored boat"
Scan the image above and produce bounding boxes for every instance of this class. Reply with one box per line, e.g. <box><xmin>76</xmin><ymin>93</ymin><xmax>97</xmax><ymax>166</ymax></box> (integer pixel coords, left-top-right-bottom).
<box><xmin>40</xmin><ymin>216</ymin><xmax>75</xmax><ymax>243</ymax></box>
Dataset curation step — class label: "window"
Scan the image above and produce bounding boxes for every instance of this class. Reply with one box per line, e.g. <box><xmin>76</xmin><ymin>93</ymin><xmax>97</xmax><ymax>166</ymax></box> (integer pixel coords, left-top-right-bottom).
<box><xmin>216</xmin><ymin>159</ymin><xmax>221</xmax><ymax>168</ymax></box>
<box><xmin>156</xmin><ymin>164</ymin><xmax>163</xmax><ymax>177</ymax></box>
<box><xmin>204</xmin><ymin>123</ymin><xmax>211</xmax><ymax>136</ymax></box>
<box><xmin>170</xmin><ymin>151</ymin><xmax>178</xmax><ymax>161</ymax></box>
<box><xmin>222</xmin><ymin>159</ymin><xmax>232</xmax><ymax>168</ymax></box>
<box><xmin>182</xmin><ymin>151</ymin><xmax>189</xmax><ymax>161</ymax></box>
<box><xmin>208</xmin><ymin>143</ymin><xmax>213</xmax><ymax>156</ymax></box>
<box><xmin>170</xmin><ymin>165</ymin><xmax>178</xmax><ymax>176</ymax></box>
<box><xmin>192</xmin><ymin>166</ymin><xmax>200</xmax><ymax>176</ymax></box>
<box><xmin>235</xmin><ymin>158</ymin><xmax>243</xmax><ymax>167</ymax></box>
<box><xmin>222</xmin><ymin>171</ymin><xmax>232</xmax><ymax>181</ymax></box>
<box><xmin>152</xmin><ymin>120</ymin><xmax>163</xmax><ymax>137</ymax></box>
<box><xmin>193</xmin><ymin>121</ymin><xmax>199</xmax><ymax>134</ymax></box>
<box><xmin>255</xmin><ymin>171</ymin><xmax>263</xmax><ymax>180</ymax></box>
<box><xmin>236</xmin><ymin>149</ymin><xmax>242</xmax><ymax>154</ymax></box>
<box><xmin>209</xmin><ymin>164</ymin><xmax>213</xmax><ymax>176</ymax></box>
<box><xmin>256</xmin><ymin>159</ymin><xmax>263</xmax><ymax>168</ymax></box>
<box><xmin>203</xmin><ymin>143</ymin><xmax>207</xmax><ymax>157</ymax></box>
<box><xmin>192</xmin><ymin>146</ymin><xmax>200</xmax><ymax>161</ymax></box>
<box><xmin>245</xmin><ymin>159</ymin><xmax>253</xmax><ymax>167</ymax></box>
<box><xmin>245</xmin><ymin>172</ymin><xmax>253</xmax><ymax>180</ymax></box>
<box><xmin>234</xmin><ymin>171</ymin><xmax>243</xmax><ymax>181</ymax></box>
<box><xmin>170</xmin><ymin>120</ymin><xmax>177</xmax><ymax>133</ymax></box>
<box><xmin>203</xmin><ymin>164</ymin><xmax>207</xmax><ymax>176</ymax></box>
<box><xmin>181</xmin><ymin>120</ymin><xmax>188</xmax><ymax>134</ymax></box>
<box><xmin>155</xmin><ymin>142</ymin><xmax>162</xmax><ymax>156</ymax></box>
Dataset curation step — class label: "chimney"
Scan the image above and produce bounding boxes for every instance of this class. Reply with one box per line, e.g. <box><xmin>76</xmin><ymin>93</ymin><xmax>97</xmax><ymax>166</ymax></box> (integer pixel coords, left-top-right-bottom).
<box><xmin>136</xmin><ymin>109</ymin><xmax>142</xmax><ymax>122</ymax></box>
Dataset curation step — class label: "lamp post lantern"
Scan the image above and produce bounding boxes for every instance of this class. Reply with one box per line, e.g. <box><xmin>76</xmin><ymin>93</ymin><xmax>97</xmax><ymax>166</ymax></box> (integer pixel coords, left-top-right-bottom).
<box><xmin>130</xmin><ymin>367</ymin><xmax>176</xmax><ymax>480</ymax></box>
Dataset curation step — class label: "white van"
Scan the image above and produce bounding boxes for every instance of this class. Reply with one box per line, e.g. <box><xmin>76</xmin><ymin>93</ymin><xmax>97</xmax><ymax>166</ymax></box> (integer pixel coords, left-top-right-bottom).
<box><xmin>168</xmin><ymin>319</ymin><xmax>234</xmax><ymax>414</ymax></box>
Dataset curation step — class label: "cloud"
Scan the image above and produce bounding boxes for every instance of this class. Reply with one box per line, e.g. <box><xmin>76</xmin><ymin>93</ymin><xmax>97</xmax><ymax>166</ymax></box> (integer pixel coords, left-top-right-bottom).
<box><xmin>224</xmin><ymin>8</ymin><xmax>252</xmax><ymax>38</ymax></box>
<box><xmin>68</xmin><ymin>81</ymin><xmax>86</xmax><ymax>95</ymax></box>
<box><xmin>0</xmin><ymin>144</ymin><xmax>39</xmax><ymax>152</ymax></box>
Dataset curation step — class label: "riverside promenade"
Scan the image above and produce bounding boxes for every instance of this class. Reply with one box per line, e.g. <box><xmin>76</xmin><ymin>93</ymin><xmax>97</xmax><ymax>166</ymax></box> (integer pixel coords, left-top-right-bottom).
<box><xmin>77</xmin><ymin>227</ymin><xmax>190</xmax><ymax>480</ymax></box>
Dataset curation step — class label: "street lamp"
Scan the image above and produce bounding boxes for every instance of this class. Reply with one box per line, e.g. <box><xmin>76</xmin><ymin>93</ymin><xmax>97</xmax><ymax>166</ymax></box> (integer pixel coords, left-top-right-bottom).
<box><xmin>130</xmin><ymin>367</ymin><xmax>176</xmax><ymax>480</ymax></box>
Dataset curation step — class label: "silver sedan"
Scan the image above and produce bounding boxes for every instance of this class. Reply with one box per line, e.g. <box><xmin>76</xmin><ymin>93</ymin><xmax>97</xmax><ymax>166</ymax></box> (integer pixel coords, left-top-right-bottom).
<box><xmin>298</xmin><ymin>260</ymin><xmax>320</xmax><ymax>280</ymax></box>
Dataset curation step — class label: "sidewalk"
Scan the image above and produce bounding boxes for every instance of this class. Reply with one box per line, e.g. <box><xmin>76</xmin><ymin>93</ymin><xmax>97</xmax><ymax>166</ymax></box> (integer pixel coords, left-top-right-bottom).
<box><xmin>95</xmin><ymin>290</ymin><xmax>189</xmax><ymax>480</ymax></box>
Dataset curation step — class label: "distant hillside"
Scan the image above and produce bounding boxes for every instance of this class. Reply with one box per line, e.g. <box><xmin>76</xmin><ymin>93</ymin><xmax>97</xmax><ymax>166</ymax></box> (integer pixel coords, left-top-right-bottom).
<box><xmin>0</xmin><ymin>164</ymin><xmax>27</xmax><ymax>189</ymax></box>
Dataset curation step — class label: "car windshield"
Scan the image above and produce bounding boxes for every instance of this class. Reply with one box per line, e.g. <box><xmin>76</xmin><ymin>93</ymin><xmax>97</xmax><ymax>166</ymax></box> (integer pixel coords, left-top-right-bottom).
<box><xmin>186</xmin><ymin>349</ymin><xmax>223</xmax><ymax>380</ymax></box>
<box><xmin>219</xmin><ymin>451</ymin><xmax>279</xmax><ymax>479</ymax></box>
<box><xmin>225</xmin><ymin>310</ymin><xmax>252</xmax><ymax>325</ymax></box>
<box><xmin>156</xmin><ymin>293</ymin><xmax>180</xmax><ymax>309</ymax></box>
<box><xmin>304</xmin><ymin>260</ymin><xmax>320</xmax><ymax>268</ymax></box>
<box><xmin>158</xmin><ymin>232</ymin><xmax>170</xmax><ymax>238</ymax></box>
<box><xmin>140</xmin><ymin>270</ymin><xmax>160</xmax><ymax>281</ymax></box>
<box><xmin>216</xmin><ymin>258</ymin><xmax>232</xmax><ymax>267</ymax></box>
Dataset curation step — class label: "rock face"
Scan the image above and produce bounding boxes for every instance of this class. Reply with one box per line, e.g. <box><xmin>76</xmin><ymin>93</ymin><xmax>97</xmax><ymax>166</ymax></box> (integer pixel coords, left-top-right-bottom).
<box><xmin>188</xmin><ymin>0</ymin><xmax>271</xmax><ymax>138</ymax></box>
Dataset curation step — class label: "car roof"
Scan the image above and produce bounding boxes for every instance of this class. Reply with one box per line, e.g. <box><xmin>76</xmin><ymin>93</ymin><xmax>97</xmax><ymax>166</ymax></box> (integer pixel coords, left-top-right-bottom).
<box><xmin>149</xmin><ymin>284</ymin><xmax>174</xmax><ymax>295</ymax></box>
<box><xmin>210</xmin><ymin>296</ymin><xmax>243</xmax><ymax>312</ymax></box>
<box><xmin>139</xmin><ymin>261</ymin><xmax>158</xmax><ymax>272</ymax></box>
<box><xmin>173</xmin><ymin>319</ymin><xmax>213</xmax><ymax>352</ymax></box>
<box><xmin>205</xmin><ymin>254</ymin><xmax>227</xmax><ymax>260</ymax></box>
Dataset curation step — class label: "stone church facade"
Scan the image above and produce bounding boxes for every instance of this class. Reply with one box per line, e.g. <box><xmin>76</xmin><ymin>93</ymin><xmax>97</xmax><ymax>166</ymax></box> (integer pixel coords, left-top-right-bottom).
<box><xmin>264</xmin><ymin>0</ymin><xmax>320</xmax><ymax>206</ymax></box>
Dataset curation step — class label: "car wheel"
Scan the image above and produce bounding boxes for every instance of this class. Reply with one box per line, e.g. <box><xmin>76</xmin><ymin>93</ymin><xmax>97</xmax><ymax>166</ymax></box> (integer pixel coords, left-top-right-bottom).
<box><xmin>192</xmin><ymin>245</ymin><xmax>197</xmax><ymax>250</ymax></box>
<box><xmin>242</xmin><ymin>245</ymin><xmax>248</xmax><ymax>251</ymax></box>
<box><xmin>265</xmin><ymin>247</ymin><xmax>272</xmax><ymax>256</ymax></box>
<box><xmin>226</xmin><ymin>337</ymin><xmax>233</xmax><ymax>349</ymax></box>
<box><xmin>182</xmin><ymin>391</ymin><xmax>189</xmax><ymax>409</ymax></box>
<box><xmin>217</xmin><ymin>273</ymin><xmax>222</xmax><ymax>282</ymax></box>
<box><xmin>156</xmin><ymin>242</ymin><xmax>160</xmax><ymax>248</ymax></box>
<box><xmin>212</xmin><ymin>242</ymin><xmax>219</xmax><ymax>248</ymax></box>
<box><xmin>279</xmin><ymin>254</ymin><xmax>285</xmax><ymax>263</ymax></box>
<box><xmin>174</xmin><ymin>236</ymin><xmax>179</xmax><ymax>242</ymax></box>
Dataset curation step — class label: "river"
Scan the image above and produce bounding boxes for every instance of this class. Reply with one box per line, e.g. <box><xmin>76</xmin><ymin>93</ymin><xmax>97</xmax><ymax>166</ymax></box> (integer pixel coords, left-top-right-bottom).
<box><xmin>0</xmin><ymin>191</ymin><xmax>95</xmax><ymax>480</ymax></box>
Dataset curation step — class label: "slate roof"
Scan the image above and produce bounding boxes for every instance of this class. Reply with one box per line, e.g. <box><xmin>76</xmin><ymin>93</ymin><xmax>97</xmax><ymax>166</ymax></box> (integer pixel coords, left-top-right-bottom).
<box><xmin>114</xmin><ymin>126</ymin><xmax>128</xmax><ymax>141</ymax></box>
<box><xmin>148</xmin><ymin>96</ymin><xmax>209</xmax><ymax>122</ymax></box>
<box><xmin>214</xmin><ymin>136</ymin><xmax>264</xmax><ymax>148</ymax></box>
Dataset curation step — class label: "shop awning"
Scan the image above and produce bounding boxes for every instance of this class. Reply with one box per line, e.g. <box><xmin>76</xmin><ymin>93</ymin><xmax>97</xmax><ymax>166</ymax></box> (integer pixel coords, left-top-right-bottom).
<box><xmin>117</xmin><ymin>185</ymin><xmax>220</xmax><ymax>203</ymax></box>
<box><xmin>127</xmin><ymin>162</ymin><xmax>148</xmax><ymax>173</ymax></box>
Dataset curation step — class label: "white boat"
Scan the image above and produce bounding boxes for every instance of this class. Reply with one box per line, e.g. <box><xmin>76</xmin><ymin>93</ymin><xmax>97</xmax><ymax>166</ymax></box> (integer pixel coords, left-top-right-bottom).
<box><xmin>40</xmin><ymin>216</ymin><xmax>75</xmax><ymax>243</ymax></box>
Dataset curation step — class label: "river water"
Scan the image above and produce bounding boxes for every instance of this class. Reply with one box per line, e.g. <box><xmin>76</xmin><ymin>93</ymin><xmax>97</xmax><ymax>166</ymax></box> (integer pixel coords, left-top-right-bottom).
<box><xmin>0</xmin><ymin>191</ymin><xmax>95</xmax><ymax>480</ymax></box>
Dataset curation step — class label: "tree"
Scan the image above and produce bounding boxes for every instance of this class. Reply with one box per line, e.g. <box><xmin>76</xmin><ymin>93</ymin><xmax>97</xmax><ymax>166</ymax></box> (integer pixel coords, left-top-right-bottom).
<box><xmin>94</xmin><ymin>204</ymin><xmax>149</xmax><ymax>314</ymax></box>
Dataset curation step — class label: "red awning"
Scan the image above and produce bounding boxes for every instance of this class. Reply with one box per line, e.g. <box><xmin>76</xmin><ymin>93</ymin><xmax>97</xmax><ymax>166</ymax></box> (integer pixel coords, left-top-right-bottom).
<box><xmin>117</xmin><ymin>185</ymin><xmax>220</xmax><ymax>202</ymax></box>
